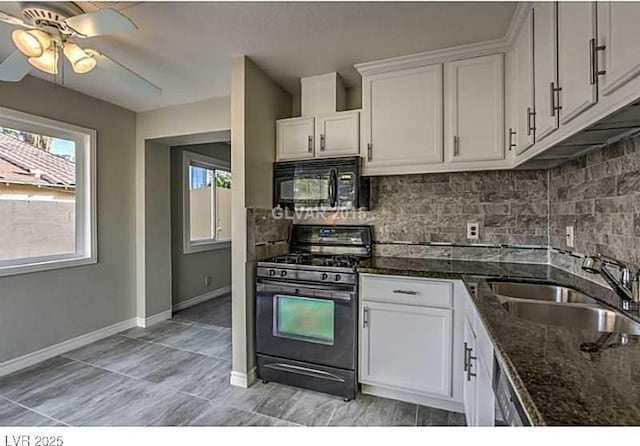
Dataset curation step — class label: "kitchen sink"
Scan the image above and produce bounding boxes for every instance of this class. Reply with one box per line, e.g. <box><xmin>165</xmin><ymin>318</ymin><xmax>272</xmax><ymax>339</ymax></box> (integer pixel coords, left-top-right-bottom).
<box><xmin>488</xmin><ymin>280</ymin><xmax>597</xmax><ymax>305</ymax></box>
<box><xmin>500</xmin><ymin>299</ymin><xmax>640</xmax><ymax>335</ymax></box>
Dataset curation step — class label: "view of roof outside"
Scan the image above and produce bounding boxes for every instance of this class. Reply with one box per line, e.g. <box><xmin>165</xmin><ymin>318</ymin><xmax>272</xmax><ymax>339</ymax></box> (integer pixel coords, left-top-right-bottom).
<box><xmin>0</xmin><ymin>127</ymin><xmax>76</xmax><ymax>261</ymax></box>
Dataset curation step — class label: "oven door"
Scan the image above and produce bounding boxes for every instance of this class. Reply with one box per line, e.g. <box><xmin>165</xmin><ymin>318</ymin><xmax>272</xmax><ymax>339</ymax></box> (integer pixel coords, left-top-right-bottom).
<box><xmin>274</xmin><ymin>170</ymin><xmax>337</xmax><ymax>210</ymax></box>
<box><xmin>256</xmin><ymin>278</ymin><xmax>356</xmax><ymax>370</ymax></box>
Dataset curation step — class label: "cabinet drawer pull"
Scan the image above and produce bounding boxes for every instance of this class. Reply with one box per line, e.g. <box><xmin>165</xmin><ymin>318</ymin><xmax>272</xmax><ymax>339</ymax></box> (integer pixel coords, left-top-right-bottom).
<box><xmin>393</xmin><ymin>289</ymin><xmax>419</xmax><ymax>295</ymax></box>
<box><xmin>453</xmin><ymin>135</ymin><xmax>459</xmax><ymax>156</ymax></box>
<box><xmin>465</xmin><ymin>344</ymin><xmax>477</xmax><ymax>381</ymax></box>
<box><xmin>363</xmin><ymin>306</ymin><xmax>369</xmax><ymax>328</ymax></box>
<box><xmin>308</xmin><ymin>135</ymin><xmax>313</xmax><ymax>152</ymax></box>
<box><xmin>367</xmin><ymin>143</ymin><xmax>372</xmax><ymax>161</ymax></box>
<box><xmin>320</xmin><ymin>133</ymin><xmax>326</xmax><ymax>151</ymax></box>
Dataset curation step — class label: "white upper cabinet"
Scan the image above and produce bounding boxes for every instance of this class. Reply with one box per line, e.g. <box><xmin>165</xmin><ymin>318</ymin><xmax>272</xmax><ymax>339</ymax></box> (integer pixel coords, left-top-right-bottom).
<box><xmin>514</xmin><ymin>8</ymin><xmax>535</xmax><ymax>154</ymax></box>
<box><xmin>445</xmin><ymin>54</ymin><xmax>504</xmax><ymax>163</ymax></box>
<box><xmin>276</xmin><ymin>117</ymin><xmax>315</xmax><ymax>160</ymax></box>
<box><xmin>315</xmin><ymin>110</ymin><xmax>360</xmax><ymax>158</ymax></box>
<box><xmin>557</xmin><ymin>2</ymin><xmax>598</xmax><ymax>125</ymax></box>
<box><xmin>596</xmin><ymin>2</ymin><xmax>640</xmax><ymax>97</ymax></box>
<box><xmin>533</xmin><ymin>2</ymin><xmax>560</xmax><ymax>142</ymax></box>
<box><xmin>362</xmin><ymin>64</ymin><xmax>444</xmax><ymax>171</ymax></box>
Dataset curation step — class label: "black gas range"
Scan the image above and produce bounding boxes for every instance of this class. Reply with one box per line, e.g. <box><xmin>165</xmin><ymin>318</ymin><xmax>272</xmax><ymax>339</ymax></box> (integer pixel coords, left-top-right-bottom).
<box><xmin>255</xmin><ymin>225</ymin><xmax>372</xmax><ymax>400</ymax></box>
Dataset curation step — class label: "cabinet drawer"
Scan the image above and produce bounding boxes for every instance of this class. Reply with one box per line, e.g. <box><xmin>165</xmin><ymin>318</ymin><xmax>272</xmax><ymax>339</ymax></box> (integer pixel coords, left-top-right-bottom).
<box><xmin>360</xmin><ymin>274</ymin><xmax>453</xmax><ymax>308</ymax></box>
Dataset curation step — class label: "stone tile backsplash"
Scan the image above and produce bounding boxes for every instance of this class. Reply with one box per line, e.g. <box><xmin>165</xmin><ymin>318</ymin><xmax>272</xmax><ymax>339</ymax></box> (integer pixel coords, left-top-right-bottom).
<box><xmin>295</xmin><ymin>169</ymin><xmax>549</xmax><ymax>248</ymax></box>
<box><xmin>548</xmin><ymin>133</ymin><xmax>640</xmax><ymax>269</ymax></box>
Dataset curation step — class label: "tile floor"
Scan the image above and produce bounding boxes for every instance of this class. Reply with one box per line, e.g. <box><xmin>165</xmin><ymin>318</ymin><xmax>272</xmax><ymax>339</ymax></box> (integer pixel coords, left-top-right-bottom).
<box><xmin>0</xmin><ymin>295</ymin><xmax>466</xmax><ymax>426</ymax></box>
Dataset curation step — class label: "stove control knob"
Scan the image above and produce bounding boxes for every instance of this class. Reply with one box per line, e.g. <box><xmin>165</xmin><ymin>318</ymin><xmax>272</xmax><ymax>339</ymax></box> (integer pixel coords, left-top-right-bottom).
<box><xmin>280</xmin><ymin>270</ymin><xmax>287</xmax><ymax>278</ymax></box>
<box><xmin>268</xmin><ymin>269</ymin><xmax>276</xmax><ymax>277</ymax></box>
<box><xmin>321</xmin><ymin>273</ymin><xmax>328</xmax><ymax>281</ymax></box>
<box><xmin>334</xmin><ymin>274</ymin><xmax>341</xmax><ymax>282</ymax></box>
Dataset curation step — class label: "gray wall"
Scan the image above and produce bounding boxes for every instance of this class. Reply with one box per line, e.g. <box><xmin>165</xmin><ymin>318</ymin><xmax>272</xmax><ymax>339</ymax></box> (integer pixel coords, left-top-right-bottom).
<box><xmin>170</xmin><ymin>142</ymin><xmax>232</xmax><ymax>306</ymax></box>
<box><xmin>0</xmin><ymin>76</ymin><xmax>136</xmax><ymax>363</ymax></box>
<box><xmin>230</xmin><ymin>55</ymin><xmax>292</xmax><ymax>384</ymax></box>
<box><xmin>144</xmin><ymin>141</ymin><xmax>172</xmax><ymax>317</ymax></box>
<box><xmin>549</xmin><ymin>133</ymin><xmax>640</xmax><ymax>269</ymax></box>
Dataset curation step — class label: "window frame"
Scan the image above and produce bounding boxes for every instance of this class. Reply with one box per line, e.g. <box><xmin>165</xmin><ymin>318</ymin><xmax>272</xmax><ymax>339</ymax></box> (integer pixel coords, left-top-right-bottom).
<box><xmin>0</xmin><ymin>106</ymin><xmax>97</xmax><ymax>277</ymax></box>
<box><xmin>182</xmin><ymin>150</ymin><xmax>231</xmax><ymax>254</ymax></box>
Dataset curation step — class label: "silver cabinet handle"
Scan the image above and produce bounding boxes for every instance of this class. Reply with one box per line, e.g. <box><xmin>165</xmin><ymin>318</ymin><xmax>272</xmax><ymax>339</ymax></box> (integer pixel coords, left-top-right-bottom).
<box><xmin>367</xmin><ymin>143</ymin><xmax>372</xmax><ymax>161</ymax></box>
<box><xmin>393</xmin><ymin>289</ymin><xmax>418</xmax><ymax>295</ymax></box>
<box><xmin>363</xmin><ymin>306</ymin><xmax>369</xmax><ymax>328</ymax></box>
<box><xmin>526</xmin><ymin>107</ymin><xmax>536</xmax><ymax>136</ymax></box>
<box><xmin>590</xmin><ymin>38</ymin><xmax>606</xmax><ymax>85</ymax></box>
<box><xmin>508</xmin><ymin>128</ymin><xmax>516</xmax><ymax>151</ymax></box>
<box><xmin>453</xmin><ymin>135</ymin><xmax>459</xmax><ymax>156</ymax></box>
<box><xmin>465</xmin><ymin>344</ymin><xmax>477</xmax><ymax>381</ymax></box>
<box><xmin>320</xmin><ymin>134</ymin><xmax>325</xmax><ymax>151</ymax></box>
<box><xmin>550</xmin><ymin>82</ymin><xmax>562</xmax><ymax>117</ymax></box>
<box><xmin>308</xmin><ymin>135</ymin><xmax>313</xmax><ymax>152</ymax></box>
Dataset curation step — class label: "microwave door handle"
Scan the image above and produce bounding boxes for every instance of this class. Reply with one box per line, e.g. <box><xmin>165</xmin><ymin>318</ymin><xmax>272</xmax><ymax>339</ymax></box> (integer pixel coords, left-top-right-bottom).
<box><xmin>331</xmin><ymin>169</ymin><xmax>338</xmax><ymax>208</ymax></box>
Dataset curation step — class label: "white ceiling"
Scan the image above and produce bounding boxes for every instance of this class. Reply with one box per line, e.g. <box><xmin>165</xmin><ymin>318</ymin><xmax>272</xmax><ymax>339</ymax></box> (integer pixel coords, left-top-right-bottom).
<box><xmin>0</xmin><ymin>1</ymin><xmax>517</xmax><ymax>112</ymax></box>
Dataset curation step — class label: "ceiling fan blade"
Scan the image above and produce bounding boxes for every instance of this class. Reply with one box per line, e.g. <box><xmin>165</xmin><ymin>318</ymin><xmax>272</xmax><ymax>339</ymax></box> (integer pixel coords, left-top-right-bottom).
<box><xmin>65</xmin><ymin>9</ymin><xmax>137</xmax><ymax>37</ymax></box>
<box><xmin>0</xmin><ymin>51</ymin><xmax>31</xmax><ymax>82</ymax></box>
<box><xmin>87</xmin><ymin>50</ymin><xmax>161</xmax><ymax>96</ymax></box>
<box><xmin>0</xmin><ymin>10</ymin><xmax>30</xmax><ymax>27</ymax></box>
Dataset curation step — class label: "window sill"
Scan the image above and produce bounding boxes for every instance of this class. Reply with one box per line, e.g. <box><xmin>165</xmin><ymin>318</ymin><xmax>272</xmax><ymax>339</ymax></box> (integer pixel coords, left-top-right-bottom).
<box><xmin>184</xmin><ymin>240</ymin><xmax>231</xmax><ymax>254</ymax></box>
<box><xmin>0</xmin><ymin>255</ymin><xmax>97</xmax><ymax>278</ymax></box>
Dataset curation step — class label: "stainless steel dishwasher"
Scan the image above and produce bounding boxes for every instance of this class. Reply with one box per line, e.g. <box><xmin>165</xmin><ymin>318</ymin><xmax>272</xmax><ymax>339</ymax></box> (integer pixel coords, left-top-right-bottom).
<box><xmin>493</xmin><ymin>354</ymin><xmax>531</xmax><ymax>426</ymax></box>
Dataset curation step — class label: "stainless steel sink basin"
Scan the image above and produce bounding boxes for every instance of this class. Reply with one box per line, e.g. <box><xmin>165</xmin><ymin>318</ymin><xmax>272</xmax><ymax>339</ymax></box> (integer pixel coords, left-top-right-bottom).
<box><xmin>488</xmin><ymin>280</ymin><xmax>597</xmax><ymax>305</ymax></box>
<box><xmin>501</xmin><ymin>299</ymin><xmax>640</xmax><ymax>335</ymax></box>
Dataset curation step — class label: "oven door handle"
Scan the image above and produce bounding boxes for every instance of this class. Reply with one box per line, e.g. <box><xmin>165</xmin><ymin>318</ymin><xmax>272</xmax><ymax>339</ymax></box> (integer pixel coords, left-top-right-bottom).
<box><xmin>257</xmin><ymin>280</ymin><xmax>354</xmax><ymax>301</ymax></box>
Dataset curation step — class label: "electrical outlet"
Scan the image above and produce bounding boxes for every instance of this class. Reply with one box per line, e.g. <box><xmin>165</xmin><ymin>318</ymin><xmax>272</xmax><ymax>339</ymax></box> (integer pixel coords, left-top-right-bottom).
<box><xmin>566</xmin><ymin>226</ymin><xmax>574</xmax><ymax>248</ymax></box>
<box><xmin>467</xmin><ymin>222</ymin><xmax>480</xmax><ymax>240</ymax></box>
<box><xmin>204</xmin><ymin>275</ymin><xmax>212</xmax><ymax>287</ymax></box>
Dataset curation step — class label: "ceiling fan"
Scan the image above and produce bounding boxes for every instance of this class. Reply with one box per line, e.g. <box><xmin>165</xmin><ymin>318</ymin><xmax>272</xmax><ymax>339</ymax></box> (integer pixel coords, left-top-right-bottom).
<box><xmin>0</xmin><ymin>2</ymin><xmax>161</xmax><ymax>95</ymax></box>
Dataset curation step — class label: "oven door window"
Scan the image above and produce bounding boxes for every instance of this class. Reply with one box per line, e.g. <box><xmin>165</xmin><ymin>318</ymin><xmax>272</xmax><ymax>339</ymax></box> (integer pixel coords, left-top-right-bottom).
<box><xmin>274</xmin><ymin>295</ymin><xmax>335</xmax><ymax>345</ymax></box>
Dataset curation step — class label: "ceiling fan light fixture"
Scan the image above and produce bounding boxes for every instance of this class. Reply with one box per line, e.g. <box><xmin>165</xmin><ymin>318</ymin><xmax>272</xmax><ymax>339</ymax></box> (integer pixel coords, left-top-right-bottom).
<box><xmin>63</xmin><ymin>43</ymin><xmax>96</xmax><ymax>74</ymax></box>
<box><xmin>12</xmin><ymin>29</ymin><xmax>51</xmax><ymax>58</ymax></box>
<box><xmin>28</xmin><ymin>46</ymin><xmax>58</xmax><ymax>75</ymax></box>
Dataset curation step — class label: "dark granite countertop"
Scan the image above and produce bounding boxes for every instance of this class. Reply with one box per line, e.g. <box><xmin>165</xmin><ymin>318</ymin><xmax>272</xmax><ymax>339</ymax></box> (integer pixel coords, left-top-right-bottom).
<box><xmin>359</xmin><ymin>256</ymin><xmax>640</xmax><ymax>426</ymax></box>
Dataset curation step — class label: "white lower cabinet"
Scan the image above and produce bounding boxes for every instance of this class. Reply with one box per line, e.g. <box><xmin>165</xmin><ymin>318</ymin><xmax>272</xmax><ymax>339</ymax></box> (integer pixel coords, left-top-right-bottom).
<box><xmin>360</xmin><ymin>301</ymin><xmax>453</xmax><ymax>397</ymax></box>
<box><xmin>359</xmin><ymin>274</ymin><xmax>465</xmax><ymax>412</ymax></box>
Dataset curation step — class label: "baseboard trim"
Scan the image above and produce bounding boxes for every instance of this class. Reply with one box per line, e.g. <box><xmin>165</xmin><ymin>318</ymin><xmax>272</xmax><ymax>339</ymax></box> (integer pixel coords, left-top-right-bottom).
<box><xmin>361</xmin><ymin>384</ymin><xmax>464</xmax><ymax>414</ymax></box>
<box><xmin>229</xmin><ymin>367</ymin><xmax>257</xmax><ymax>388</ymax></box>
<box><xmin>136</xmin><ymin>310</ymin><xmax>172</xmax><ymax>328</ymax></box>
<box><xmin>172</xmin><ymin>285</ymin><xmax>231</xmax><ymax>312</ymax></box>
<box><xmin>0</xmin><ymin>318</ymin><xmax>137</xmax><ymax>378</ymax></box>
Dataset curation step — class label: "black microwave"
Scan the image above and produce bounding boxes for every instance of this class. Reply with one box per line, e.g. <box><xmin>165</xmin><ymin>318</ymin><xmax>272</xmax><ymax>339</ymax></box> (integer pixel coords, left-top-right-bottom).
<box><xmin>273</xmin><ymin>156</ymin><xmax>370</xmax><ymax>210</ymax></box>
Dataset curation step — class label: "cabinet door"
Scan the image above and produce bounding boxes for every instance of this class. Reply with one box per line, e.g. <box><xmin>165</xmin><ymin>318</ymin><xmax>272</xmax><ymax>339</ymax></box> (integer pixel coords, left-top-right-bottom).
<box><xmin>276</xmin><ymin>117</ymin><xmax>315</xmax><ymax>160</ymax></box>
<box><xmin>462</xmin><ymin>317</ymin><xmax>476</xmax><ymax>426</ymax></box>
<box><xmin>315</xmin><ymin>110</ymin><xmax>360</xmax><ymax>158</ymax></box>
<box><xmin>362</xmin><ymin>64</ymin><xmax>443</xmax><ymax>168</ymax></box>
<box><xmin>557</xmin><ymin>1</ymin><xmax>597</xmax><ymax>125</ymax></box>
<box><xmin>533</xmin><ymin>2</ymin><xmax>560</xmax><ymax>142</ymax></box>
<box><xmin>597</xmin><ymin>2</ymin><xmax>640</xmax><ymax>96</ymax></box>
<box><xmin>475</xmin><ymin>356</ymin><xmax>495</xmax><ymax>426</ymax></box>
<box><xmin>360</xmin><ymin>301</ymin><xmax>453</xmax><ymax>397</ymax></box>
<box><xmin>445</xmin><ymin>54</ymin><xmax>504</xmax><ymax>163</ymax></box>
<box><xmin>514</xmin><ymin>8</ymin><xmax>535</xmax><ymax>154</ymax></box>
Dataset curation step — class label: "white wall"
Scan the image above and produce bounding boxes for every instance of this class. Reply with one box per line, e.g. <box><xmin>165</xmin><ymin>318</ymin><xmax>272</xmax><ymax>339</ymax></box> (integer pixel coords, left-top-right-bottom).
<box><xmin>135</xmin><ymin>97</ymin><xmax>230</xmax><ymax>321</ymax></box>
<box><xmin>230</xmin><ymin>56</ymin><xmax>291</xmax><ymax>386</ymax></box>
<box><xmin>0</xmin><ymin>75</ymin><xmax>136</xmax><ymax>363</ymax></box>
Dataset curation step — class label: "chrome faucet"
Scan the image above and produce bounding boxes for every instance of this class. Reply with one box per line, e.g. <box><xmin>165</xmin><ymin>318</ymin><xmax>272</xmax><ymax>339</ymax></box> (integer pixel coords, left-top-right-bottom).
<box><xmin>582</xmin><ymin>254</ymin><xmax>639</xmax><ymax>311</ymax></box>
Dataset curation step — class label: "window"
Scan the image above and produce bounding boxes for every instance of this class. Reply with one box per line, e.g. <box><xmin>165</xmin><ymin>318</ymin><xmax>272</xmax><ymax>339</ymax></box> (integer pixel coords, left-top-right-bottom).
<box><xmin>0</xmin><ymin>106</ymin><xmax>96</xmax><ymax>277</ymax></box>
<box><xmin>182</xmin><ymin>151</ymin><xmax>231</xmax><ymax>253</ymax></box>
